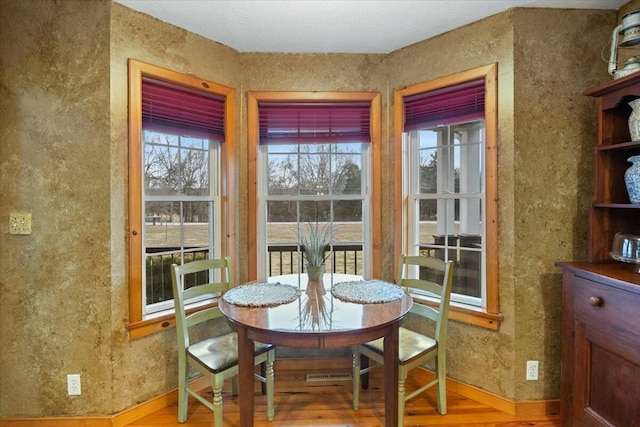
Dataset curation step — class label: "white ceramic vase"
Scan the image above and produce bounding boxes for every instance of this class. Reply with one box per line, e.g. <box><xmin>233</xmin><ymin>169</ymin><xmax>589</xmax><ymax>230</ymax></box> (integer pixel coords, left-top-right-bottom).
<box><xmin>625</xmin><ymin>155</ymin><xmax>640</xmax><ymax>204</ymax></box>
<box><xmin>628</xmin><ymin>99</ymin><xmax>640</xmax><ymax>141</ymax></box>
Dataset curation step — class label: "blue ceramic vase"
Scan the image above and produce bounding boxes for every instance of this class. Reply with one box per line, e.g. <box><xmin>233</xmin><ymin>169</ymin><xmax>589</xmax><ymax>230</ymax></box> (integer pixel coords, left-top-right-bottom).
<box><xmin>625</xmin><ymin>155</ymin><xmax>640</xmax><ymax>204</ymax></box>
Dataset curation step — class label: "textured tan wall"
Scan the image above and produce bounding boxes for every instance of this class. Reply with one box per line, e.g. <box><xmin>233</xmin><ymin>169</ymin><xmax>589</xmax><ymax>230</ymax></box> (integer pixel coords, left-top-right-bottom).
<box><xmin>511</xmin><ymin>8</ymin><xmax>613</xmax><ymax>400</ymax></box>
<box><xmin>0</xmin><ymin>0</ymin><xmax>622</xmax><ymax>418</ymax></box>
<box><xmin>0</xmin><ymin>0</ymin><xmax>113</xmax><ymax>416</ymax></box>
<box><xmin>109</xmin><ymin>1</ymin><xmax>242</xmax><ymax>413</ymax></box>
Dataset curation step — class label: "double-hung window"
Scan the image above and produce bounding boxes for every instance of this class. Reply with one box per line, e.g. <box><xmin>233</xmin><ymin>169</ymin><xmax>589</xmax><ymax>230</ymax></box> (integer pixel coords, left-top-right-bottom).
<box><xmin>247</xmin><ymin>92</ymin><xmax>381</xmax><ymax>281</ymax></box>
<box><xmin>128</xmin><ymin>60</ymin><xmax>235</xmax><ymax>335</ymax></box>
<box><xmin>395</xmin><ymin>64</ymin><xmax>499</xmax><ymax>328</ymax></box>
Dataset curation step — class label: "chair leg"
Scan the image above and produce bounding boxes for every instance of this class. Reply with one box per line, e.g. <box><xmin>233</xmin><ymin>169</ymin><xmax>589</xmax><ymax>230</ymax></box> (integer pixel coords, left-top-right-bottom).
<box><xmin>436</xmin><ymin>355</ymin><xmax>447</xmax><ymax>415</ymax></box>
<box><xmin>177</xmin><ymin>356</ymin><xmax>189</xmax><ymax>423</ymax></box>
<box><xmin>398</xmin><ymin>369</ymin><xmax>407</xmax><ymax>427</ymax></box>
<box><xmin>352</xmin><ymin>346</ymin><xmax>361</xmax><ymax>410</ymax></box>
<box><xmin>261</xmin><ymin>361</ymin><xmax>267</xmax><ymax>395</ymax></box>
<box><xmin>266</xmin><ymin>349</ymin><xmax>275</xmax><ymax>421</ymax></box>
<box><xmin>360</xmin><ymin>354</ymin><xmax>369</xmax><ymax>390</ymax></box>
<box><xmin>212</xmin><ymin>376</ymin><xmax>225</xmax><ymax>427</ymax></box>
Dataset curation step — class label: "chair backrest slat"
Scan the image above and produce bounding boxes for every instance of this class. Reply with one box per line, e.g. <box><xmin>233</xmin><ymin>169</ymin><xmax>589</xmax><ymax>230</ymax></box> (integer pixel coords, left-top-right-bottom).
<box><xmin>187</xmin><ymin>306</ymin><xmax>224</xmax><ymax>327</ymax></box>
<box><xmin>397</xmin><ymin>254</ymin><xmax>455</xmax><ymax>346</ymax></box>
<box><xmin>409</xmin><ymin>301</ymin><xmax>439</xmax><ymax>322</ymax></box>
<box><xmin>182</xmin><ymin>282</ymin><xmax>229</xmax><ymax>301</ymax></box>
<box><xmin>171</xmin><ymin>256</ymin><xmax>233</xmax><ymax>349</ymax></box>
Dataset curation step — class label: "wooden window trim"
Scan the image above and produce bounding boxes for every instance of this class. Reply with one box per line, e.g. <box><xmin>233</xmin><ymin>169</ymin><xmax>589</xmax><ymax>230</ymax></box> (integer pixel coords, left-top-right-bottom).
<box><xmin>127</xmin><ymin>59</ymin><xmax>236</xmax><ymax>338</ymax></box>
<box><xmin>247</xmin><ymin>91</ymin><xmax>382</xmax><ymax>281</ymax></box>
<box><xmin>393</xmin><ymin>63</ymin><xmax>501</xmax><ymax>329</ymax></box>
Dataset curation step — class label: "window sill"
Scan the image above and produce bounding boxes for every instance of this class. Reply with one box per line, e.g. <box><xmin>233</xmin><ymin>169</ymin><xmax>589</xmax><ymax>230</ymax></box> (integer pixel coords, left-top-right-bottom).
<box><xmin>127</xmin><ymin>298</ymin><xmax>220</xmax><ymax>339</ymax></box>
<box><xmin>411</xmin><ymin>295</ymin><xmax>502</xmax><ymax>330</ymax></box>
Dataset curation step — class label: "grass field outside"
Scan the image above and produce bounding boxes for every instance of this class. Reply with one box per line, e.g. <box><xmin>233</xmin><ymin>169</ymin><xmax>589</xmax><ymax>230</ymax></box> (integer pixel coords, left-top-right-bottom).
<box><xmin>144</xmin><ymin>220</ymin><xmax>459</xmax><ymax>277</ymax></box>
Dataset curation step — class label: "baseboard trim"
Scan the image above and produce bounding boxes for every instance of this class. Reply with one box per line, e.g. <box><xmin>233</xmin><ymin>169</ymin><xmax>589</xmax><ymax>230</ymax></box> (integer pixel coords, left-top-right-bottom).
<box><xmin>0</xmin><ymin>357</ymin><xmax>559</xmax><ymax>426</ymax></box>
<box><xmin>411</xmin><ymin>366</ymin><xmax>560</xmax><ymax>417</ymax></box>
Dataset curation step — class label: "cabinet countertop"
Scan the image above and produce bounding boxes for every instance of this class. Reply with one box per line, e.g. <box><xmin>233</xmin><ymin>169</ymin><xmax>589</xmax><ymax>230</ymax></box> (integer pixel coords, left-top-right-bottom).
<box><xmin>556</xmin><ymin>261</ymin><xmax>640</xmax><ymax>291</ymax></box>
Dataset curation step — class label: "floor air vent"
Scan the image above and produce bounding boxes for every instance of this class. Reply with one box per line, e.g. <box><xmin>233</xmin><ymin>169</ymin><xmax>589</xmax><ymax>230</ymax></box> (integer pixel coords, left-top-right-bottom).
<box><xmin>305</xmin><ymin>373</ymin><xmax>352</xmax><ymax>382</ymax></box>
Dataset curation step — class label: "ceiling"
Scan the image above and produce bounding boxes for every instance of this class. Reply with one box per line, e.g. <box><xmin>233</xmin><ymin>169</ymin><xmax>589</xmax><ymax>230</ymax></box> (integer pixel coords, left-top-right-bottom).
<box><xmin>114</xmin><ymin>0</ymin><xmax>627</xmax><ymax>54</ymax></box>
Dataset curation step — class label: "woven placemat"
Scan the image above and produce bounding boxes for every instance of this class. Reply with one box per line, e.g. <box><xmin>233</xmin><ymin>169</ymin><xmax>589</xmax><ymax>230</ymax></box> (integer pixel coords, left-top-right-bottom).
<box><xmin>223</xmin><ymin>282</ymin><xmax>301</xmax><ymax>307</ymax></box>
<box><xmin>331</xmin><ymin>280</ymin><xmax>405</xmax><ymax>304</ymax></box>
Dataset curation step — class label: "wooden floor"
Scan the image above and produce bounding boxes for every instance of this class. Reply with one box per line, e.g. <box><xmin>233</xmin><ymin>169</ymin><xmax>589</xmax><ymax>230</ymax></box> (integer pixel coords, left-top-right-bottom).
<box><xmin>128</xmin><ymin>369</ymin><xmax>560</xmax><ymax>427</ymax></box>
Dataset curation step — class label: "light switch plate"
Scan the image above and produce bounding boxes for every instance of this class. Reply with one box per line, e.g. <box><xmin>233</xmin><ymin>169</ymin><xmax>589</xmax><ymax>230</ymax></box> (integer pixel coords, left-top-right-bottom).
<box><xmin>9</xmin><ymin>213</ymin><xmax>32</xmax><ymax>235</ymax></box>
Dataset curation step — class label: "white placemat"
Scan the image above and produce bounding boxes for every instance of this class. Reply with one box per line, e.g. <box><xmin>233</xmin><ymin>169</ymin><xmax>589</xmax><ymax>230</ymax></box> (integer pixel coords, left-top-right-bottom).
<box><xmin>331</xmin><ymin>280</ymin><xmax>405</xmax><ymax>304</ymax></box>
<box><xmin>222</xmin><ymin>282</ymin><xmax>300</xmax><ymax>307</ymax></box>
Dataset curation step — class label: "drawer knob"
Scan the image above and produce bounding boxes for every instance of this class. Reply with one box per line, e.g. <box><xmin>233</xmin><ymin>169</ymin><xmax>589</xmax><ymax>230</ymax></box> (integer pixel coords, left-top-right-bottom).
<box><xmin>589</xmin><ymin>296</ymin><xmax>603</xmax><ymax>307</ymax></box>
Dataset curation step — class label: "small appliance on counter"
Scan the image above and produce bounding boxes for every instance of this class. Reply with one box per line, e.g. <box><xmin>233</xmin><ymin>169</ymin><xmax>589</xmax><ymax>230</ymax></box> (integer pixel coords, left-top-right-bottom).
<box><xmin>610</xmin><ymin>232</ymin><xmax>640</xmax><ymax>273</ymax></box>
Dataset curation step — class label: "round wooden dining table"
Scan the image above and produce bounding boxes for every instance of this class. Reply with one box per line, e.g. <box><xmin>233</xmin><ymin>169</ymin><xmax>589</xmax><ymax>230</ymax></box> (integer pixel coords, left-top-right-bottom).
<box><xmin>219</xmin><ymin>273</ymin><xmax>413</xmax><ymax>427</ymax></box>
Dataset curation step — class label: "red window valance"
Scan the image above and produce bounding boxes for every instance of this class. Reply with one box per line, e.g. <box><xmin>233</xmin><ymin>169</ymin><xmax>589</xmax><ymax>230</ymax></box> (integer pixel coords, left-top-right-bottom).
<box><xmin>259</xmin><ymin>101</ymin><xmax>371</xmax><ymax>144</ymax></box>
<box><xmin>142</xmin><ymin>76</ymin><xmax>225</xmax><ymax>139</ymax></box>
<box><xmin>404</xmin><ymin>79</ymin><xmax>485</xmax><ymax>131</ymax></box>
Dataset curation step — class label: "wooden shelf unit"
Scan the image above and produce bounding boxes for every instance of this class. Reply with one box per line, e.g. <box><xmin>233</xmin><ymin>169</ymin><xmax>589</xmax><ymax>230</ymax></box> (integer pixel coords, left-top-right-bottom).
<box><xmin>584</xmin><ymin>72</ymin><xmax>640</xmax><ymax>262</ymax></box>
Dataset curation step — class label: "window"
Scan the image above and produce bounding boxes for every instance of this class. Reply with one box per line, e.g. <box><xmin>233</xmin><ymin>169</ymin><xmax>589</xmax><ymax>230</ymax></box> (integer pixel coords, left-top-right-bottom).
<box><xmin>127</xmin><ymin>60</ymin><xmax>235</xmax><ymax>337</ymax></box>
<box><xmin>248</xmin><ymin>92</ymin><xmax>381</xmax><ymax>281</ymax></box>
<box><xmin>394</xmin><ymin>64</ymin><xmax>500</xmax><ymax>329</ymax></box>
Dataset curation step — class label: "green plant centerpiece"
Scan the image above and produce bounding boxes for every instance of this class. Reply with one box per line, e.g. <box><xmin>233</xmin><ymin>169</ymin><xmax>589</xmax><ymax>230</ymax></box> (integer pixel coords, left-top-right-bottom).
<box><xmin>299</xmin><ymin>221</ymin><xmax>331</xmax><ymax>281</ymax></box>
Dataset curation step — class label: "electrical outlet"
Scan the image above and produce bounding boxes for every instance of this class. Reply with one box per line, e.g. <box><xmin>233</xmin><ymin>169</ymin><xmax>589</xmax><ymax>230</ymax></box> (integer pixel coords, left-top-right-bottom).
<box><xmin>67</xmin><ymin>374</ymin><xmax>81</xmax><ymax>395</ymax></box>
<box><xmin>526</xmin><ymin>360</ymin><xmax>539</xmax><ymax>380</ymax></box>
<box><xmin>9</xmin><ymin>213</ymin><xmax>32</xmax><ymax>235</ymax></box>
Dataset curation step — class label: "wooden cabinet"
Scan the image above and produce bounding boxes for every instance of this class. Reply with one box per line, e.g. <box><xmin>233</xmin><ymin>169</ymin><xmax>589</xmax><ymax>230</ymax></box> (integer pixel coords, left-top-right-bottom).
<box><xmin>557</xmin><ymin>263</ymin><xmax>640</xmax><ymax>427</ymax></box>
<box><xmin>556</xmin><ymin>74</ymin><xmax>640</xmax><ymax>426</ymax></box>
<box><xmin>584</xmin><ymin>73</ymin><xmax>640</xmax><ymax>261</ymax></box>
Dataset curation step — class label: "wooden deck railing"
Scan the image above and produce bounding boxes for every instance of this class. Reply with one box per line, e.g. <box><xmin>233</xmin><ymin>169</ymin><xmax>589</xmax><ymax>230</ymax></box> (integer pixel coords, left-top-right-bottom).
<box><xmin>145</xmin><ymin>244</ymin><xmax>364</xmax><ymax>304</ymax></box>
<box><xmin>267</xmin><ymin>243</ymin><xmax>363</xmax><ymax>276</ymax></box>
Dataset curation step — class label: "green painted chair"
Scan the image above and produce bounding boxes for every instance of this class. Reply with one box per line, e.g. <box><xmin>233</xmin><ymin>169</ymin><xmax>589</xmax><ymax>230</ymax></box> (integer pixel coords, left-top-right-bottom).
<box><xmin>352</xmin><ymin>254</ymin><xmax>455</xmax><ymax>425</ymax></box>
<box><xmin>171</xmin><ymin>257</ymin><xmax>275</xmax><ymax>426</ymax></box>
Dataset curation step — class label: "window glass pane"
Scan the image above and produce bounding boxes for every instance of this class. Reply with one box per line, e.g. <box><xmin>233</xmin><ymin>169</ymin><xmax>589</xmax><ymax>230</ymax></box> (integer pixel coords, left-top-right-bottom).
<box><xmin>183</xmin><ymin>201</ymin><xmax>211</xmax><ymax>249</ymax></box>
<box><xmin>331</xmin><ymin>144</ymin><xmax>363</xmax><ymax>195</ymax></box>
<box><xmin>333</xmin><ymin>218</ymin><xmax>362</xmax><ymax>243</ymax></box>
<box><xmin>265</xmin><ymin>201</ymin><xmax>300</xmax><ymax>276</ymax></box>
<box><xmin>145</xmin><ymin>201</ymin><xmax>181</xmax><ymax>249</ymax></box>
<box><xmin>268</xmin><ymin>153</ymin><xmax>298</xmax><ymax>195</ymax></box>
<box><xmin>180</xmin><ymin>138</ymin><xmax>210</xmax><ymax>196</ymax></box>
<box><xmin>266</xmin><ymin>221</ymin><xmax>298</xmax><ymax>245</ymax></box>
<box><xmin>266</xmin><ymin>200</ymin><xmax>298</xmax><ymax>245</ymax></box>
<box><xmin>298</xmin><ymin>145</ymin><xmax>332</xmax><ymax>195</ymax></box>
<box><xmin>459</xmin><ymin>196</ymin><xmax>482</xmax><ymax>235</ymax></box>
<box><xmin>145</xmin><ymin>250</ymin><xmax>211</xmax><ymax>306</ymax></box>
<box><xmin>419</xmin><ymin>147</ymin><xmax>438</xmax><ymax>194</ymax></box>
<box><xmin>144</xmin><ymin>131</ymin><xmax>179</xmax><ymax>196</ymax></box>
<box><xmin>457</xmin><ymin>239</ymin><xmax>482</xmax><ymax>298</ymax></box>
<box><xmin>267</xmin><ymin>200</ymin><xmax>298</xmax><ymax>226</ymax></box>
<box><xmin>300</xmin><ymin>200</ymin><xmax>331</xmax><ymax>224</ymax></box>
<box><xmin>334</xmin><ymin>200</ymin><xmax>363</xmax><ymax>243</ymax></box>
<box><xmin>334</xmin><ymin>199</ymin><xmax>363</xmax><ymax>223</ymax></box>
<box><xmin>331</xmin><ymin>200</ymin><xmax>363</xmax><ymax>275</ymax></box>
<box><xmin>145</xmin><ymin>252</ymin><xmax>180</xmax><ymax>305</ymax></box>
<box><xmin>418</xmin><ymin>129</ymin><xmax>438</xmax><ymax>150</ymax></box>
<box><xmin>452</xmin><ymin>121</ymin><xmax>483</xmax><ymax>196</ymax></box>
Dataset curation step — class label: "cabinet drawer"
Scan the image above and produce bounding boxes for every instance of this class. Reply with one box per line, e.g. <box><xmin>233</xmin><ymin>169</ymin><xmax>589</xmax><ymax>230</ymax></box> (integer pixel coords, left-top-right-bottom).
<box><xmin>573</xmin><ymin>276</ymin><xmax>640</xmax><ymax>336</ymax></box>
